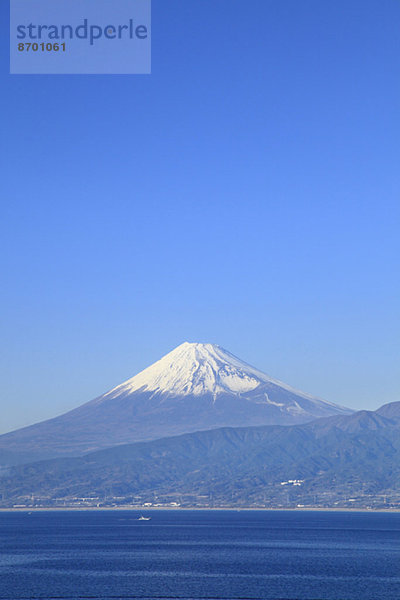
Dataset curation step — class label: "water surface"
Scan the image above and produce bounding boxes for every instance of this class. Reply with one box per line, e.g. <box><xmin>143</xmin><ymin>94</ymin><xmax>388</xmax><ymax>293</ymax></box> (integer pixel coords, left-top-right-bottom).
<box><xmin>0</xmin><ymin>509</ymin><xmax>399</xmax><ymax>600</ymax></box>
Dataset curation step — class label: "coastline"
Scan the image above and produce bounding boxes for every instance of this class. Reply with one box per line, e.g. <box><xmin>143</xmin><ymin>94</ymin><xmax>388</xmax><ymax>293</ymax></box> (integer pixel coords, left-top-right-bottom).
<box><xmin>1</xmin><ymin>506</ymin><xmax>400</xmax><ymax>513</ymax></box>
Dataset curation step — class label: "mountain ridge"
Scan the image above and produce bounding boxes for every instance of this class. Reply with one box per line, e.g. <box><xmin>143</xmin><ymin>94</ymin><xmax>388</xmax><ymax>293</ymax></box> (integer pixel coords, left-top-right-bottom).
<box><xmin>0</xmin><ymin>342</ymin><xmax>351</xmax><ymax>465</ymax></box>
<box><xmin>1</xmin><ymin>401</ymin><xmax>399</xmax><ymax>509</ymax></box>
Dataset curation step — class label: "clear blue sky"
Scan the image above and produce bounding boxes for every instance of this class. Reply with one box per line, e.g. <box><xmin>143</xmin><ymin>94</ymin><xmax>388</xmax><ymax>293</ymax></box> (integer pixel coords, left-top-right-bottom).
<box><xmin>1</xmin><ymin>0</ymin><xmax>399</xmax><ymax>433</ymax></box>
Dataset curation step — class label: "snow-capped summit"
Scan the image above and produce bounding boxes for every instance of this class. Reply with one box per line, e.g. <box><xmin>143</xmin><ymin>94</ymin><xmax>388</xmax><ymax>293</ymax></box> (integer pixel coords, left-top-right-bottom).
<box><xmin>102</xmin><ymin>342</ymin><xmax>328</xmax><ymax>402</ymax></box>
<box><xmin>0</xmin><ymin>342</ymin><xmax>352</xmax><ymax>465</ymax></box>
<box><xmin>104</xmin><ymin>342</ymin><xmax>271</xmax><ymax>398</ymax></box>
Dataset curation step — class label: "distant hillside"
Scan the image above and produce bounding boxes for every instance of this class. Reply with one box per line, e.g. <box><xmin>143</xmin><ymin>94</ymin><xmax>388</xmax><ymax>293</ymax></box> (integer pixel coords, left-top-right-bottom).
<box><xmin>0</xmin><ymin>343</ymin><xmax>350</xmax><ymax>465</ymax></box>
<box><xmin>1</xmin><ymin>401</ymin><xmax>399</xmax><ymax>510</ymax></box>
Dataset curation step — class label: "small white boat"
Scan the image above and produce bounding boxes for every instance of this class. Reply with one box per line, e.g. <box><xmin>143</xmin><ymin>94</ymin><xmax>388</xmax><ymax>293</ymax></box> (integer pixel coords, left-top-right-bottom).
<box><xmin>137</xmin><ymin>515</ymin><xmax>151</xmax><ymax>521</ymax></box>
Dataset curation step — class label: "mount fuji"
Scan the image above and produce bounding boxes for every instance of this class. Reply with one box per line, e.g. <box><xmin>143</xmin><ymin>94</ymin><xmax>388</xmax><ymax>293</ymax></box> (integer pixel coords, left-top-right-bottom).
<box><xmin>0</xmin><ymin>342</ymin><xmax>351</xmax><ymax>465</ymax></box>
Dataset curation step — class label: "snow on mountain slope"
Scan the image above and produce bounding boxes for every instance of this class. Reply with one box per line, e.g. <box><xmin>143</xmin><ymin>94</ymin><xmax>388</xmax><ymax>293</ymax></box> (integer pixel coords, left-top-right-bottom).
<box><xmin>0</xmin><ymin>342</ymin><xmax>352</xmax><ymax>465</ymax></box>
<box><xmin>101</xmin><ymin>342</ymin><xmax>299</xmax><ymax>399</ymax></box>
<box><xmin>98</xmin><ymin>342</ymin><xmax>343</xmax><ymax>411</ymax></box>
<box><xmin>107</xmin><ymin>342</ymin><xmax>263</xmax><ymax>397</ymax></box>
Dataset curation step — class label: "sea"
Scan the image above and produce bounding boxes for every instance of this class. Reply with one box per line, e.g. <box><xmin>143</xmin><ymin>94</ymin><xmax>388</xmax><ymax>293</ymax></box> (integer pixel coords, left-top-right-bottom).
<box><xmin>0</xmin><ymin>509</ymin><xmax>399</xmax><ymax>600</ymax></box>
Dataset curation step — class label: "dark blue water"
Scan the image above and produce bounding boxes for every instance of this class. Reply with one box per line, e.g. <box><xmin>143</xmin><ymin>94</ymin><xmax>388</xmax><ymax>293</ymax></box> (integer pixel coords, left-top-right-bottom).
<box><xmin>0</xmin><ymin>510</ymin><xmax>399</xmax><ymax>600</ymax></box>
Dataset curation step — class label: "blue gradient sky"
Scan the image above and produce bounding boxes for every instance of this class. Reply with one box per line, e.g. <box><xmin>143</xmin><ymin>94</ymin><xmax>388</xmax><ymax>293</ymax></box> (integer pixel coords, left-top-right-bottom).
<box><xmin>1</xmin><ymin>0</ymin><xmax>399</xmax><ymax>433</ymax></box>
